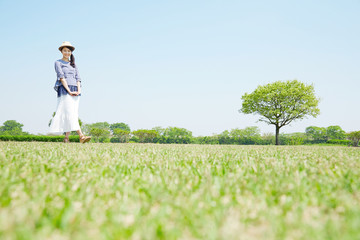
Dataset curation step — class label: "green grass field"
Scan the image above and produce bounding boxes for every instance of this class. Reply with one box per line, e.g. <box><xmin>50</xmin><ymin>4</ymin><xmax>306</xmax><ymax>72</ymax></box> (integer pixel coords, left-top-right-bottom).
<box><xmin>0</xmin><ymin>142</ymin><xmax>359</xmax><ymax>240</ymax></box>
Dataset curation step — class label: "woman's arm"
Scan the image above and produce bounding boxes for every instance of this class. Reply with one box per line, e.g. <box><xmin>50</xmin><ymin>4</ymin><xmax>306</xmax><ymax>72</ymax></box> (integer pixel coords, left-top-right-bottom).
<box><xmin>75</xmin><ymin>66</ymin><xmax>81</xmax><ymax>95</ymax></box>
<box><xmin>60</xmin><ymin>78</ymin><xmax>76</xmax><ymax>95</ymax></box>
<box><xmin>76</xmin><ymin>80</ymin><xmax>81</xmax><ymax>95</ymax></box>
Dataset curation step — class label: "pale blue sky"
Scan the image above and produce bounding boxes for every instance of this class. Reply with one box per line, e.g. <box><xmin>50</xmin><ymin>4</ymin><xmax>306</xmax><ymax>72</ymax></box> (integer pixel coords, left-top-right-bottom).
<box><xmin>0</xmin><ymin>0</ymin><xmax>359</xmax><ymax>136</ymax></box>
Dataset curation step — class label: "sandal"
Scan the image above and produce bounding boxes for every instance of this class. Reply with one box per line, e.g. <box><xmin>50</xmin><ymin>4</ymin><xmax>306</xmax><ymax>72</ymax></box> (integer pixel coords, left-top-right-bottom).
<box><xmin>80</xmin><ymin>135</ymin><xmax>91</xmax><ymax>144</ymax></box>
<box><xmin>63</xmin><ymin>137</ymin><xmax>70</xmax><ymax>143</ymax></box>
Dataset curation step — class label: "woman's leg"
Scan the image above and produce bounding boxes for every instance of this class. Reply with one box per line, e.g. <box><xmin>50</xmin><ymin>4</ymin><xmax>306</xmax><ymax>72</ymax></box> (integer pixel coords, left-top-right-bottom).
<box><xmin>64</xmin><ymin>132</ymin><xmax>70</xmax><ymax>143</ymax></box>
<box><xmin>77</xmin><ymin>129</ymin><xmax>84</xmax><ymax>138</ymax></box>
<box><xmin>77</xmin><ymin>129</ymin><xmax>91</xmax><ymax>143</ymax></box>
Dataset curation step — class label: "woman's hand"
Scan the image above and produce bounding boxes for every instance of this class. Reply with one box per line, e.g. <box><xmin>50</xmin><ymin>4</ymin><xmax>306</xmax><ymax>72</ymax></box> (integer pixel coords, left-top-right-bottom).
<box><xmin>69</xmin><ymin>91</ymin><xmax>79</xmax><ymax>96</ymax></box>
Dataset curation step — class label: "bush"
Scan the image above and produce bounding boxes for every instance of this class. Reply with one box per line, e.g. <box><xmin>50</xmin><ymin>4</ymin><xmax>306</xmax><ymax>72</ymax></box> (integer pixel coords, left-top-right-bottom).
<box><xmin>99</xmin><ymin>136</ymin><xmax>111</xmax><ymax>143</ymax></box>
<box><xmin>279</xmin><ymin>135</ymin><xmax>305</xmax><ymax>145</ymax></box>
<box><xmin>326</xmin><ymin>139</ymin><xmax>351</xmax><ymax>146</ymax></box>
<box><xmin>110</xmin><ymin>137</ymin><xmax>120</xmax><ymax>143</ymax></box>
<box><xmin>129</xmin><ymin>136</ymin><xmax>139</xmax><ymax>143</ymax></box>
<box><xmin>193</xmin><ymin>136</ymin><xmax>219</xmax><ymax>145</ymax></box>
<box><xmin>153</xmin><ymin>135</ymin><xmax>192</xmax><ymax>144</ymax></box>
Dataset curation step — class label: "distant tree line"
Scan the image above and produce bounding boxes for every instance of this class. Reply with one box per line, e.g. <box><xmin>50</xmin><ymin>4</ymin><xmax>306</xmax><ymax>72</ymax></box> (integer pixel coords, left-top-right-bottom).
<box><xmin>0</xmin><ymin>120</ymin><xmax>359</xmax><ymax>146</ymax></box>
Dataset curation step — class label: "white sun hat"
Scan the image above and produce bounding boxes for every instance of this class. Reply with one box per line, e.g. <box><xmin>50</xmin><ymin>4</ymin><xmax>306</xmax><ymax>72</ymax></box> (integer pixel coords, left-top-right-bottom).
<box><xmin>58</xmin><ymin>41</ymin><xmax>75</xmax><ymax>52</ymax></box>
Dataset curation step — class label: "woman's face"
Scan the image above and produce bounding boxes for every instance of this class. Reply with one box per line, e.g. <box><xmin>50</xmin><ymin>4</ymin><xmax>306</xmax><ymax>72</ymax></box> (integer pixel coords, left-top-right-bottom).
<box><xmin>61</xmin><ymin>47</ymin><xmax>72</xmax><ymax>59</ymax></box>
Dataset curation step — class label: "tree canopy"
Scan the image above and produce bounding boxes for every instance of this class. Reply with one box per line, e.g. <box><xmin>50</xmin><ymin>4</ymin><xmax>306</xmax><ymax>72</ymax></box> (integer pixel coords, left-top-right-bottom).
<box><xmin>347</xmin><ymin>131</ymin><xmax>360</xmax><ymax>147</ymax></box>
<box><xmin>239</xmin><ymin>80</ymin><xmax>320</xmax><ymax>145</ymax></box>
<box><xmin>164</xmin><ymin>127</ymin><xmax>193</xmax><ymax>139</ymax></box>
<box><xmin>306</xmin><ymin>125</ymin><xmax>346</xmax><ymax>141</ymax></box>
<box><xmin>0</xmin><ymin>120</ymin><xmax>27</xmax><ymax>135</ymax></box>
<box><xmin>326</xmin><ymin>125</ymin><xmax>346</xmax><ymax>140</ymax></box>
<box><xmin>305</xmin><ymin>126</ymin><xmax>328</xmax><ymax>141</ymax></box>
<box><xmin>110</xmin><ymin>123</ymin><xmax>130</xmax><ymax>133</ymax></box>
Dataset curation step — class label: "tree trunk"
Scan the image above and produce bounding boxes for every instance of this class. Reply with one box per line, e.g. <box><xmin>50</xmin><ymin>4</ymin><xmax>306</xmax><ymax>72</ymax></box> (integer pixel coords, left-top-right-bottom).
<box><xmin>275</xmin><ymin>125</ymin><xmax>280</xmax><ymax>145</ymax></box>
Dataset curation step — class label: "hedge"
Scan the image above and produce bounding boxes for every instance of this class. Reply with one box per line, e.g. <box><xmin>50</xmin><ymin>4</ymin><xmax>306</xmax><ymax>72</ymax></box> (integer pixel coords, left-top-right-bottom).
<box><xmin>326</xmin><ymin>139</ymin><xmax>351</xmax><ymax>146</ymax></box>
<box><xmin>0</xmin><ymin>135</ymin><xmax>353</xmax><ymax>146</ymax></box>
<box><xmin>0</xmin><ymin>135</ymin><xmax>80</xmax><ymax>142</ymax></box>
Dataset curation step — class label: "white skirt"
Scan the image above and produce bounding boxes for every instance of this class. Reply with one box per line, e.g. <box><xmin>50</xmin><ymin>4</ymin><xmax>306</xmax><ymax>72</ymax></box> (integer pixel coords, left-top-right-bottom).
<box><xmin>48</xmin><ymin>94</ymin><xmax>80</xmax><ymax>135</ymax></box>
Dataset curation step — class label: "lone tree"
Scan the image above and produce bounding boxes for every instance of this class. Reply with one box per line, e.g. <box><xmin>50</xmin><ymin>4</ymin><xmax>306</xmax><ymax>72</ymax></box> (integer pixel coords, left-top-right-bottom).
<box><xmin>0</xmin><ymin>120</ymin><xmax>27</xmax><ymax>135</ymax></box>
<box><xmin>239</xmin><ymin>80</ymin><xmax>320</xmax><ymax>145</ymax></box>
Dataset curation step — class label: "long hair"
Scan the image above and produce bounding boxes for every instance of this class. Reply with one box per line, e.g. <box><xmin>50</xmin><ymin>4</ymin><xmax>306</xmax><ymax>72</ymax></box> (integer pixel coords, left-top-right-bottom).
<box><xmin>70</xmin><ymin>53</ymin><xmax>76</xmax><ymax>68</ymax></box>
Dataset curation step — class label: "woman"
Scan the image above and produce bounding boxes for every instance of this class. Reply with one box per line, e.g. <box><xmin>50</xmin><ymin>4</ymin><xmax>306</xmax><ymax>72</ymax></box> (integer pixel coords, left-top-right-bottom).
<box><xmin>49</xmin><ymin>41</ymin><xmax>91</xmax><ymax>143</ymax></box>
